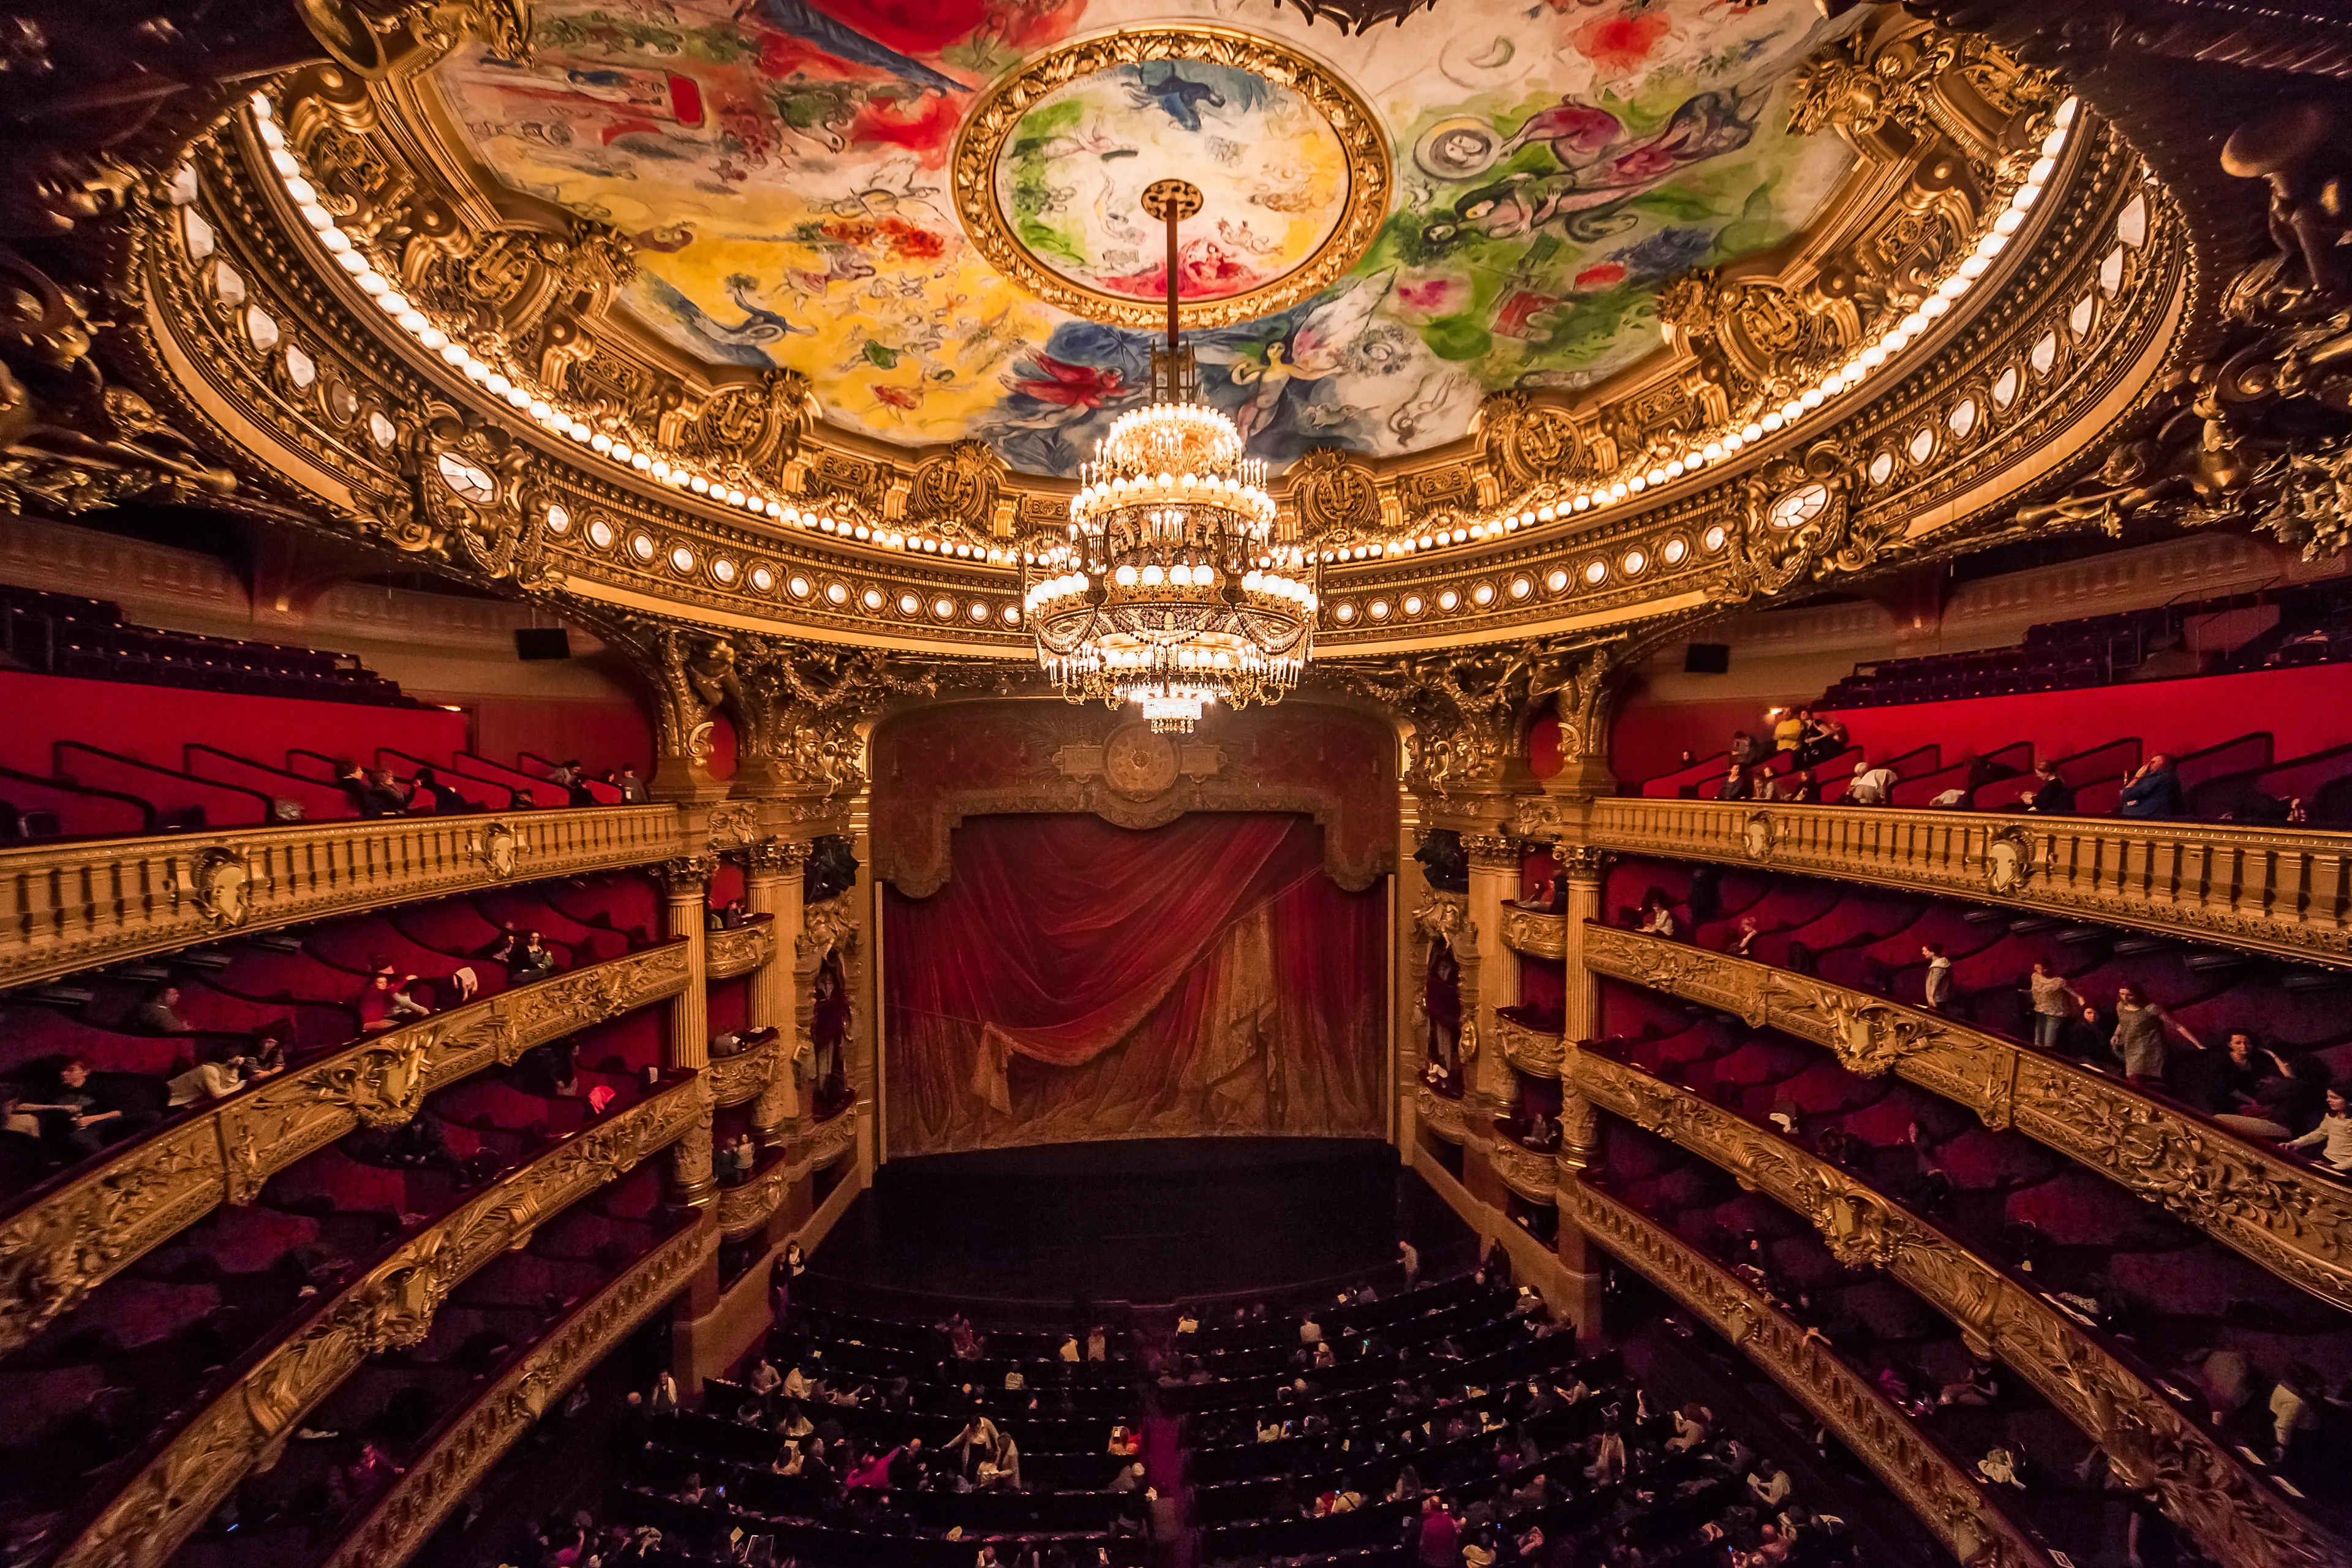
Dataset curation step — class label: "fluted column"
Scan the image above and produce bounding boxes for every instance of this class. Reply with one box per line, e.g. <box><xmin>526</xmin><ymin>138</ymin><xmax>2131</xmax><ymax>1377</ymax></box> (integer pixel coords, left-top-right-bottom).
<box><xmin>1461</xmin><ymin>832</ymin><xmax>1521</xmax><ymax>1112</ymax></box>
<box><xmin>656</xmin><ymin>855</ymin><xmax>719</xmax><ymax>1206</ymax></box>
<box><xmin>1553</xmin><ymin>843</ymin><xmax>1606</xmax><ymax>1174</ymax></box>
<box><xmin>744</xmin><ymin>839</ymin><xmax>811</xmax><ymax>1147</ymax></box>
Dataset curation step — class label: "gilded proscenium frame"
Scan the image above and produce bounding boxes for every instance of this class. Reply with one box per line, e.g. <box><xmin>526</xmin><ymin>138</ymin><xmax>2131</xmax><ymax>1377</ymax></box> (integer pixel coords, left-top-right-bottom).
<box><xmin>1564</xmin><ymin>1181</ymin><xmax>2056</xmax><ymax>1568</ymax></box>
<box><xmin>949</xmin><ymin>26</ymin><xmax>1393</xmax><ymax>331</ymax></box>
<box><xmin>1583</xmin><ymin>924</ymin><xmax>2352</xmax><ymax>1313</ymax></box>
<box><xmin>315</xmin><ymin>1215</ymin><xmax>719</xmax><ymax>1568</ymax></box>
<box><xmin>117</xmin><ymin>26</ymin><xmax>2180</xmax><ymax>662</ymax></box>
<box><xmin>1577</xmin><ymin>1052</ymin><xmax>2342</xmax><ymax>1568</ymax></box>
<box><xmin>0</xmin><ymin>940</ymin><xmax>693</xmax><ymax>1358</ymax></box>
<box><xmin>0</xmin><ymin>804</ymin><xmax>686</xmax><ymax>993</ymax></box>
<box><xmin>1573</xmin><ymin>796</ymin><xmax>2352</xmax><ymax>969</ymax></box>
<box><xmin>58</xmin><ymin>1072</ymin><xmax>712</xmax><ymax>1568</ymax></box>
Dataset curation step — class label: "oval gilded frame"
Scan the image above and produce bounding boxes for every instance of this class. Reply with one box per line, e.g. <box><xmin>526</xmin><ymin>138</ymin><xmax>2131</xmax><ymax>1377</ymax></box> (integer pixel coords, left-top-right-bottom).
<box><xmin>951</xmin><ymin>26</ymin><xmax>1395</xmax><ymax>331</ymax></box>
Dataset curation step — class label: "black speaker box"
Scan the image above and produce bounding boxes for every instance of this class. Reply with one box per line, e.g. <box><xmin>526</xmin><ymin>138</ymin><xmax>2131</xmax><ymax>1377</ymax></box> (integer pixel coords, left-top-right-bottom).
<box><xmin>1684</xmin><ymin>642</ymin><xmax>1731</xmax><ymax>674</ymax></box>
<box><xmin>514</xmin><ymin>627</ymin><xmax>573</xmax><ymax>662</ymax></box>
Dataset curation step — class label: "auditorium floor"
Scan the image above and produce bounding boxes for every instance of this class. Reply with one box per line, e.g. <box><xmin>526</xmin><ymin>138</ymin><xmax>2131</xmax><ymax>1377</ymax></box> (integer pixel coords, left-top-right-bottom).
<box><xmin>809</xmin><ymin>1137</ymin><xmax>1479</xmax><ymax>1305</ymax></box>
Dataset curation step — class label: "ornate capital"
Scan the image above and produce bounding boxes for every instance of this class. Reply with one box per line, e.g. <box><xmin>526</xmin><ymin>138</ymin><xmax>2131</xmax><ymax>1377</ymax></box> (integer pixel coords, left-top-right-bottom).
<box><xmin>1551</xmin><ymin>843</ymin><xmax>1608</xmax><ymax>880</ymax></box>
<box><xmin>1461</xmin><ymin>832</ymin><xmax>1521</xmax><ymax>870</ymax></box>
<box><xmin>652</xmin><ymin>854</ymin><xmax>718</xmax><ymax>899</ymax></box>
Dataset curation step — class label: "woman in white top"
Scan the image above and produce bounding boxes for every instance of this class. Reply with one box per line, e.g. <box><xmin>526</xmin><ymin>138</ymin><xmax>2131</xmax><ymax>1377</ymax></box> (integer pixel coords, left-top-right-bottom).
<box><xmin>2285</xmin><ymin>1087</ymin><xmax>2352</xmax><ymax>1171</ymax></box>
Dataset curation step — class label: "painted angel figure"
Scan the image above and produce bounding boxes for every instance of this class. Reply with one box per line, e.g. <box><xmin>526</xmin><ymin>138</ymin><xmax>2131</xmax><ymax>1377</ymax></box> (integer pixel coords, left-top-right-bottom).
<box><xmin>1197</xmin><ymin>270</ymin><xmax>1395</xmax><ymax>445</ymax></box>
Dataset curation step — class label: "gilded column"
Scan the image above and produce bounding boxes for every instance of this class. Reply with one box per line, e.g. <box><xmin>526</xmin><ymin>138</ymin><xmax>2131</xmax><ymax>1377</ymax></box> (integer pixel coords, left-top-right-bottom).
<box><xmin>1461</xmin><ymin>832</ymin><xmax>1523</xmax><ymax>1113</ymax></box>
<box><xmin>1553</xmin><ymin>843</ymin><xmax>1606</xmax><ymax>1173</ymax></box>
<box><xmin>657</xmin><ymin>855</ymin><xmax>719</xmax><ymax>1206</ymax></box>
<box><xmin>744</xmin><ymin>838</ymin><xmax>812</xmax><ymax>1147</ymax></box>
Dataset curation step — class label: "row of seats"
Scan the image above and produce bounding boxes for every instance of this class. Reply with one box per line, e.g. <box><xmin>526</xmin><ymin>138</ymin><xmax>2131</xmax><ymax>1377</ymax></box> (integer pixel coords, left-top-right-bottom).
<box><xmin>1581</xmin><ymin>1001</ymin><xmax>2352</xmax><ymax>1537</ymax></box>
<box><xmin>0</xmin><ymin>584</ymin><xmax>421</xmax><ymax>707</ymax></box>
<box><xmin>1594</xmin><ymin>855</ymin><xmax>2352</xmax><ymax>1150</ymax></box>
<box><xmin>1817</xmin><ymin>579</ymin><xmax>2352</xmax><ymax>709</ymax></box>
<box><xmin>0</xmin><ymin>872</ymin><xmax>663</xmax><ymax>1212</ymax></box>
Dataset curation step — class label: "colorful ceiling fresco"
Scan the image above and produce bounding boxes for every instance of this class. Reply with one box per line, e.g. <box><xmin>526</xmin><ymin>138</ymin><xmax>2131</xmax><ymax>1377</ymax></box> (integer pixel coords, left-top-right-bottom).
<box><xmin>433</xmin><ymin>0</ymin><xmax>1858</xmax><ymax>477</ymax></box>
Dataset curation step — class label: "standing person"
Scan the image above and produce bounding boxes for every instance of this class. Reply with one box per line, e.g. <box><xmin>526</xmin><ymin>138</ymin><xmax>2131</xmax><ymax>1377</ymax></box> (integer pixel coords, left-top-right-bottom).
<box><xmin>1920</xmin><ymin>943</ymin><xmax>1954</xmax><ymax>1013</ymax></box>
<box><xmin>2025</xmin><ymin>961</ymin><xmax>2082</xmax><ymax>1049</ymax></box>
<box><xmin>1399</xmin><ymin>1239</ymin><xmax>1420</xmax><ymax>1289</ymax></box>
<box><xmin>1417</xmin><ymin>1497</ymin><xmax>1459</xmax><ymax>1568</ymax></box>
<box><xmin>2097</xmin><ymin>984</ymin><xmax>2201</xmax><ymax>1086</ymax></box>
<box><xmin>1773</xmin><ymin>708</ymin><xmax>1805</xmax><ymax>755</ymax></box>
<box><xmin>1729</xmin><ymin>729</ymin><xmax>1763</xmax><ymax>768</ymax></box>
<box><xmin>616</xmin><ymin>766</ymin><xmax>649</xmax><ymax>804</ymax></box>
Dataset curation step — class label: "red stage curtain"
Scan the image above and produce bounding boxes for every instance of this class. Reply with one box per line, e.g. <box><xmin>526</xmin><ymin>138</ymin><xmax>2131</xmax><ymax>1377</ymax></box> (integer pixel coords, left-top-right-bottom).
<box><xmin>884</xmin><ymin>813</ymin><xmax>1385</xmax><ymax>1156</ymax></box>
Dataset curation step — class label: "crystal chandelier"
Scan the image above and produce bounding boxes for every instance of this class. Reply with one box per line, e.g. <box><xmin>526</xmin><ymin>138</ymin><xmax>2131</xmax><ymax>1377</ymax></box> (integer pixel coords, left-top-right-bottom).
<box><xmin>1025</xmin><ymin>178</ymin><xmax>1320</xmax><ymax>735</ymax></box>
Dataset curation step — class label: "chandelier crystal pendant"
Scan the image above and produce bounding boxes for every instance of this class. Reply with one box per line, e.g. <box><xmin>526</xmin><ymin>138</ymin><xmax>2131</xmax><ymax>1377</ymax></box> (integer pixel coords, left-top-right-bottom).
<box><xmin>1025</xmin><ymin>177</ymin><xmax>1321</xmax><ymax>735</ymax></box>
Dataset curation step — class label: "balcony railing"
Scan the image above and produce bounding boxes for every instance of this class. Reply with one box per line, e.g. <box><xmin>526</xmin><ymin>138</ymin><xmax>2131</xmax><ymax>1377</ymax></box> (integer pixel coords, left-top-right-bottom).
<box><xmin>0</xmin><ymin>939</ymin><xmax>693</xmax><ymax>1356</ymax></box>
<box><xmin>1561</xmin><ymin>1180</ymin><xmax>2056</xmax><ymax>1568</ymax></box>
<box><xmin>58</xmin><ymin>1070</ymin><xmax>710</xmax><ymax>1568</ymax></box>
<box><xmin>707</xmin><ymin>1028</ymin><xmax>788</xmax><ymax>1109</ymax></box>
<box><xmin>1501</xmin><ymin>907</ymin><xmax>1565</xmax><ymax>960</ymax></box>
<box><xmin>317</xmin><ymin>1213</ymin><xmax>720</xmax><ymax>1568</ymax></box>
<box><xmin>1494</xmin><ymin>1011</ymin><xmax>1566</xmax><ymax>1078</ymax></box>
<box><xmin>1581</xmin><ymin>924</ymin><xmax>2352</xmax><ymax>1315</ymax></box>
<box><xmin>706</xmin><ymin>913</ymin><xmax>776</xmax><ymax>979</ymax></box>
<box><xmin>1574</xmin><ymin>797</ymin><xmax>2352</xmax><ymax>968</ymax></box>
<box><xmin>1574</xmin><ymin>1049</ymin><xmax>2340</xmax><ymax>1568</ymax></box>
<box><xmin>0</xmin><ymin>804</ymin><xmax>687</xmax><ymax>992</ymax></box>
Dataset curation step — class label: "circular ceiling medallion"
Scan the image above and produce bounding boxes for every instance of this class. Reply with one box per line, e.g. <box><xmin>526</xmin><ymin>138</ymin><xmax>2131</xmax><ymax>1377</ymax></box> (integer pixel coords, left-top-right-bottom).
<box><xmin>954</xmin><ymin>28</ymin><xmax>1392</xmax><ymax>330</ymax></box>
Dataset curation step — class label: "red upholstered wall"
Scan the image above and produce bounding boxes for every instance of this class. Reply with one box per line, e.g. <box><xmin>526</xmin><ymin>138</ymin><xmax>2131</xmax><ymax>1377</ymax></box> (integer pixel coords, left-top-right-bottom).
<box><xmin>429</xmin><ymin>693</ymin><xmax>658</xmax><ymax>778</ymax></box>
<box><xmin>1607</xmin><ymin>665</ymin><xmax>2352</xmax><ymax>785</ymax></box>
<box><xmin>0</xmin><ymin>669</ymin><xmax>469</xmax><ymax>774</ymax></box>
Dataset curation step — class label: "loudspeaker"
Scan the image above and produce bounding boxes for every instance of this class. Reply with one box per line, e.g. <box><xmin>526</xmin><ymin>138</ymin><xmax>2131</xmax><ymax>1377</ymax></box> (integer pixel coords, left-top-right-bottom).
<box><xmin>1684</xmin><ymin>642</ymin><xmax>1731</xmax><ymax>674</ymax></box>
<box><xmin>514</xmin><ymin>627</ymin><xmax>572</xmax><ymax>662</ymax></box>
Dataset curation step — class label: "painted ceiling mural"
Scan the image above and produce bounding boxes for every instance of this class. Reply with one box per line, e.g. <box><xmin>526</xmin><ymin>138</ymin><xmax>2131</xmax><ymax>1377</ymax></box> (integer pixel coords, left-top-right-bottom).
<box><xmin>434</xmin><ymin>0</ymin><xmax>1858</xmax><ymax>477</ymax></box>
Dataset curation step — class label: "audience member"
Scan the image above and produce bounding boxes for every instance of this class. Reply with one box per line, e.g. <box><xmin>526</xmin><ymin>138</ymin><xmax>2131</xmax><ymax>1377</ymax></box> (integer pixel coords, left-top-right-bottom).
<box><xmin>2283</xmin><ymin>1085</ymin><xmax>2352</xmax><ymax>1172</ymax></box>
<box><xmin>411</xmin><ymin>765</ymin><xmax>480</xmax><ymax>813</ymax></box>
<box><xmin>1846</xmin><ymin>758</ymin><xmax>1897</xmax><ymax>805</ymax></box>
<box><xmin>2024</xmin><ymin>962</ymin><xmax>2082</xmax><ymax>1049</ymax></box>
<box><xmin>2117</xmin><ymin>754</ymin><xmax>2185</xmax><ymax>819</ymax></box>
<box><xmin>129</xmin><ymin>984</ymin><xmax>189</xmax><ymax>1035</ymax></box>
<box><xmin>1919</xmin><ymin>943</ymin><xmax>1953</xmax><ymax>1013</ymax></box>
<box><xmin>1716</xmin><ymin>761</ymin><xmax>1752</xmax><ymax>802</ymax></box>
<box><xmin>165</xmin><ymin>1044</ymin><xmax>247</xmax><ymax>1107</ymax></box>
<box><xmin>2092</xmin><ymin>984</ymin><xmax>2202</xmax><ymax>1086</ymax></box>
<box><xmin>2019</xmin><ymin>760</ymin><xmax>2074</xmax><ymax>814</ymax></box>
<box><xmin>19</xmin><ymin>1058</ymin><xmax>126</xmax><ymax>1159</ymax></box>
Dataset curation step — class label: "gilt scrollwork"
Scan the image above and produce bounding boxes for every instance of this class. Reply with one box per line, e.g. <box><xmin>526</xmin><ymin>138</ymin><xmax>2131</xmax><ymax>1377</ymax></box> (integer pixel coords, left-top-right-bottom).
<box><xmin>797</xmin><ymin>892</ymin><xmax>858</xmax><ymax>966</ymax></box>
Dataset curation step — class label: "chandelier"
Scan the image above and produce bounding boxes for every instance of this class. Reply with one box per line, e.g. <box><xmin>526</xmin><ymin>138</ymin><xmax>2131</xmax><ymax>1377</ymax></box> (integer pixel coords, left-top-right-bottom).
<box><xmin>1025</xmin><ymin>178</ymin><xmax>1320</xmax><ymax>735</ymax></box>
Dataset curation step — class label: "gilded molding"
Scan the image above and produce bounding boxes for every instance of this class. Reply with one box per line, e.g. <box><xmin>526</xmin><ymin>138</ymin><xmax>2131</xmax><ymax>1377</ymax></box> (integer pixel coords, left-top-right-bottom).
<box><xmin>797</xmin><ymin>892</ymin><xmax>858</xmax><ymax>968</ymax></box>
<box><xmin>1415</xmin><ymin>1084</ymin><xmax>1468</xmax><ymax>1145</ymax></box>
<box><xmin>1564</xmin><ymin>1182</ymin><xmax>2056</xmax><ymax>1568</ymax></box>
<box><xmin>949</xmin><ymin>27</ymin><xmax>1392</xmax><ymax>331</ymax></box>
<box><xmin>0</xmin><ymin>805</ymin><xmax>687</xmax><ymax>994</ymax></box>
<box><xmin>1501</xmin><ymin>907</ymin><xmax>1566</xmax><ymax>961</ymax></box>
<box><xmin>1586</xmin><ymin>797</ymin><xmax>2352</xmax><ymax>969</ymax></box>
<box><xmin>316</xmin><ymin>1216</ymin><xmax>718</xmax><ymax>1568</ymax></box>
<box><xmin>794</xmin><ymin>1105</ymin><xmax>861</xmax><ymax>1177</ymax></box>
<box><xmin>705</xmin><ymin>918</ymin><xmax>777</xmax><ymax>981</ymax></box>
<box><xmin>1584</xmin><ymin>925</ymin><xmax>2352</xmax><ymax>1314</ymax></box>
<box><xmin>718</xmin><ymin>1159</ymin><xmax>794</xmax><ymax>1240</ymax></box>
<box><xmin>1577</xmin><ymin>1051</ymin><xmax>2342</xmax><ymax>1568</ymax></box>
<box><xmin>707</xmin><ymin>1031</ymin><xmax>788</xmax><ymax>1111</ymax></box>
<box><xmin>60</xmin><ymin>1073</ymin><xmax>710</xmax><ymax>1568</ymax></box>
<box><xmin>0</xmin><ymin>941</ymin><xmax>692</xmax><ymax>1356</ymax></box>
<box><xmin>1489</xmin><ymin>1138</ymin><xmax>1561</xmax><ymax>1205</ymax></box>
<box><xmin>1493</xmin><ymin>1012</ymin><xmax>1566</xmax><ymax>1080</ymax></box>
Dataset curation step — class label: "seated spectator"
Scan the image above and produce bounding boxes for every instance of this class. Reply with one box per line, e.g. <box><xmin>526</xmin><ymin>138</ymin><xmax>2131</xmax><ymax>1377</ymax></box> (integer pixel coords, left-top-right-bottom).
<box><xmin>1637</xmin><ymin>890</ymin><xmax>1679</xmax><ymax>939</ymax></box>
<box><xmin>708</xmin><ymin>899</ymin><xmax>748</xmax><ymax>930</ymax></box>
<box><xmin>334</xmin><ymin>758</ymin><xmax>388</xmax><ymax>818</ymax></box>
<box><xmin>129</xmin><ymin>983</ymin><xmax>190</xmax><ymax>1035</ymax></box>
<box><xmin>2283</xmin><ymin>1085</ymin><xmax>2352</xmax><ymax>1172</ymax></box>
<box><xmin>166</xmin><ymin>1044</ymin><xmax>248</xmax><ymax>1107</ymax></box>
<box><xmin>1716</xmin><ymin>761</ymin><xmax>1753</xmax><ymax>802</ymax></box>
<box><xmin>1762</xmin><ymin>769</ymin><xmax>1817</xmax><ymax>804</ymax></box>
<box><xmin>548</xmin><ymin>760</ymin><xmax>597</xmax><ymax>807</ymax></box>
<box><xmin>358</xmin><ymin>970</ymin><xmax>432</xmax><ymax>1031</ymax></box>
<box><xmin>1748</xmin><ymin>1461</ymin><xmax>1792</xmax><ymax>1507</ymax></box>
<box><xmin>2019</xmin><ymin>760</ymin><xmax>2075</xmax><ymax>814</ymax></box>
<box><xmin>1847</xmin><ymin>757</ymin><xmax>1898</xmax><ymax>805</ymax></box>
<box><xmin>2117</xmin><ymin>753</ymin><xmax>2185</xmax><ymax>819</ymax></box>
<box><xmin>1727</xmin><ymin>916</ymin><xmax>1762</xmax><ymax>957</ymax></box>
<box><xmin>500</xmin><ymin>931</ymin><xmax>557</xmax><ymax>986</ymax></box>
<box><xmin>18</xmin><ymin>1058</ymin><xmax>126</xmax><ymax>1160</ymax></box>
<box><xmin>366</xmin><ymin>767</ymin><xmax>412</xmax><ymax>813</ymax></box>
<box><xmin>411</xmin><ymin>765</ymin><xmax>480</xmax><ymax>814</ymax></box>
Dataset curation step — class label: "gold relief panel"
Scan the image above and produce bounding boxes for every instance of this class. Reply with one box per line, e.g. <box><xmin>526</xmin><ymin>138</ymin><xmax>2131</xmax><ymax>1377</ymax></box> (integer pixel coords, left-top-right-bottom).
<box><xmin>0</xmin><ymin>941</ymin><xmax>692</xmax><ymax>1357</ymax></box>
<box><xmin>59</xmin><ymin>1075</ymin><xmax>710</xmax><ymax>1568</ymax></box>
<box><xmin>1500</xmin><ymin>907</ymin><xmax>1566</xmax><ymax>961</ymax></box>
<box><xmin>1584</xmin><ymin>925</ymin><xmax>2352</xmax><ymax>1314</ymax></box>
<box><xmin>1489</xmin><ymin>1139</ymin><xmax>1559</xmax><ymax>1205</ymax></box>
<box><xmin>794</xmin><ymin>1106</ymin><xmax>861</xmax><ymax>1179</ymax></box>
<box><xmin>318</xmin><ymin>1216</ymin><xmax>719</xmax><ymax>1568</ymax></box>
<box><xmin>1415</xmin><ymin>1084</ymin><xmax>1467</xmax><ymax>1145</ymax></box>
<box><xmin>718</xmin><ymin>1161</ymin><xmax>795</xmax><ymax>1240</ymax></box>
<box><xmin>1564</xmin><ymin>1182</ymin><xmax>2055</xmax><ymax>1568</ymax></box>
<box><xmin>1576</xmin><ymin>1053</ymin><xmax>2342</xmax><ymax>1568</ymax></box>
<box><xmin>708</xmin><ymin>1032</ymin><xmax>789</xmax><ymax>1110</ymax></box>
<box><xmin>706</xmin><ymin>919</ymin><xmax>777</xmax><ymax>981</ymax></box>
<box><xmin>1583</xmin><ymin>797</ymin><xmax>2352</xmax><ymax>970</ymax></box>
<box><xmin>1493</xmin><ymin>1012</ymin><xmax>1566</xmax><ymax>1080</ymax></box>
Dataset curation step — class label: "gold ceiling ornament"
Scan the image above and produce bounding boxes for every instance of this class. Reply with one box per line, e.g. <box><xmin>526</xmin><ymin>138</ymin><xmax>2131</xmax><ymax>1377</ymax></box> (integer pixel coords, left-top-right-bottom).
<box><xmin>949</xmin><ymin>27</ymin><xmax>1393</xmax><ymax>331</ymax></box>
<box><xmin>1028</xmin><ymin>178</ymin><xmax>1324</xmax><ymax>735</ymax></box>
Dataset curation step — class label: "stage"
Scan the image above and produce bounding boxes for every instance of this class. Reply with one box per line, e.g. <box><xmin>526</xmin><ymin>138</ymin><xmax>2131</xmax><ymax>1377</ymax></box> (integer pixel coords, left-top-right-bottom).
<box><xmin>806</xmin><ymin>1137</ymin><xmax>1474</xmax><ymax>1305</ymax></box>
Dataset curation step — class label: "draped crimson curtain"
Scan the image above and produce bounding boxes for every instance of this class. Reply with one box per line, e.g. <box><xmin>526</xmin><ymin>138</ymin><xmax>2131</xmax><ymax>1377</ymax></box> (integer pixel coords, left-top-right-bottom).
<box><xmin>883</xmin><ymin>813</ymin><xmax>1385</xmax><ymax>1156</ymax></box>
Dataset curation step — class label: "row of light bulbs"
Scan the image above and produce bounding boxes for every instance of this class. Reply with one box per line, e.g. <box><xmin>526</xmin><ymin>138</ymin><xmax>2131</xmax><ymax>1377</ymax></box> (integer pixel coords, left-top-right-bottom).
<box><xmin>1069</xmin><ymin>471</ymin><xmax>1277</xmax><ymax>530</ymax></box>
<box><xmin>250</xmin><ymin>91</ymin><xmax>1028</xmax><ymax>569</ymax></box>
<box><xmin>1313</xmin><ymin>96</ymin><xmax>2082</xmax><ymax>568</ymax></box>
